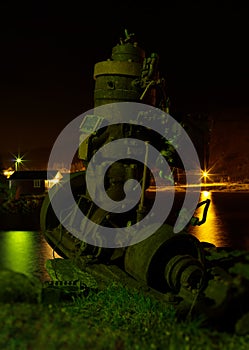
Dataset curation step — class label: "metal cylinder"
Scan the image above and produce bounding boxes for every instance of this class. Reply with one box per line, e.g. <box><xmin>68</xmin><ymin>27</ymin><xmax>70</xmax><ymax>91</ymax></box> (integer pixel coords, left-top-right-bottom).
<box><xmin>111</xmin><ymin>41</ymin><xmax>145</xmax><ymax>62</ymax></box>
<box><xmin>164</xmin><ymin>254</ymin><xmax>205</xmax><ymax>291</ymax></box>
<box><xmin>124</xmin><ymin>223</ymin><xmax>206</xmax><ymax>293</ymax></box>
<box><xmin>93</xmin><ymin>39</ymin><xmax>156</xmax><ymax>107</ymax></box>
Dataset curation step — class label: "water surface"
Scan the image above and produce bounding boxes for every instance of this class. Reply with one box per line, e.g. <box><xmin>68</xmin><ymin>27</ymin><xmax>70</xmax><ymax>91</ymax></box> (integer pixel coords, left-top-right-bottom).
<box><xmin>0</xmin><ymin>230</ymin><xmax>60</xmax><ymax>282</ymax></box>
<box><xmin>1</xmin><ymin>191</ymin><xmax>249</xmax><ymax>281</ymax></box>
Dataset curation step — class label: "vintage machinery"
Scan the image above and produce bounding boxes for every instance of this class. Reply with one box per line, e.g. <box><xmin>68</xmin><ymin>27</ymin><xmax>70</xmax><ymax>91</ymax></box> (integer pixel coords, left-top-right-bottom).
<box><xmin>41</xmin><ymin>29</ymin><xmax>186</xmax><ymax>259</ymax></box>
<box><xmin>40</xmin><ymin>31</ymin><xmax>249</xmax><ymax>334</ymax></box>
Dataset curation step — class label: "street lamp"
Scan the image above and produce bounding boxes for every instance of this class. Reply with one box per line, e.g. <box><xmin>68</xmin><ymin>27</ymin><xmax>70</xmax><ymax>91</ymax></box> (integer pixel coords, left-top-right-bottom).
<box><xmin>15</xmin><ymin>157</ymin><xmax>22</xmax><ymax>171</ymax></box>
<box><xmin>13</xmin><ymin>154</ymin><xmax>24</xmax><ymax>171</ymax></box>
<box><xmin>202</xmin><ymin>171</ymin><xmax>208</xmax><ymax>184</ymax></box>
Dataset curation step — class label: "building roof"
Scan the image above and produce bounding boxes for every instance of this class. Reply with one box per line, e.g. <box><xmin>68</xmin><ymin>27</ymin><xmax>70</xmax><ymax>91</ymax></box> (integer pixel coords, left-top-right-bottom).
<box><xmin>8</xmin><ymin>170</ymin><xmax>60</xmax><ymax>180</ymax></box>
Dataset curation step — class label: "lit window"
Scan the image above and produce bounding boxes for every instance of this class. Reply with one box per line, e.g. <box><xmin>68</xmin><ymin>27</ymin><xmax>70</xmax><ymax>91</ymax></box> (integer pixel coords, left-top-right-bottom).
<box><xmin>34</xmin><ymin>179</ymin><xmax>41</xmax><ymax>188</ymax></box>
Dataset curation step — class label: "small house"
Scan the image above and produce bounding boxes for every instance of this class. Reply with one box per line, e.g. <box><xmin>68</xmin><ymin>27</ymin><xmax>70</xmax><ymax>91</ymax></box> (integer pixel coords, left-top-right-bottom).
<box><xmin>8</xmin><ymin>170</ymin><xmax>63</xmax><ymax>198</ymax></box>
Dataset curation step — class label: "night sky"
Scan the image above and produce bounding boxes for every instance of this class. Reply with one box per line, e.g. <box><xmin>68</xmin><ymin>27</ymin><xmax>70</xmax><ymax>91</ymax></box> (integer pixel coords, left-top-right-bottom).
<box><xmin>1</xmin><ymin>1</ymin><xmax>248</xmax><ymax>167</ymax></box>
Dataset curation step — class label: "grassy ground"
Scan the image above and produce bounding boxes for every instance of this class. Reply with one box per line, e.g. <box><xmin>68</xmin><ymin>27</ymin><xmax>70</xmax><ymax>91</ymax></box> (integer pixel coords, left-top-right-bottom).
<box><xmin>0</xmin><ymin>282</ymin><xmax>249</xmax><ymax>350</ymax></box>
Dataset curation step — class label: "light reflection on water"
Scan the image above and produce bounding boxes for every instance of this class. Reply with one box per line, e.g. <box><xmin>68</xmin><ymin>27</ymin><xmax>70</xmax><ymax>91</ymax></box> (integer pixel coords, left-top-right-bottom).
<box><xmin>0</xmin><ymin>191</ymin><xmax>249</xmax><ymax>281</ymax></box>
<box><xmin>0</xmin><ymin>230</ymin><xmax>61</xmax><ymax>282</ymax></box>
<box><xmin>189</xmin><ymin>190</ymin><xmax>249</xmax><ymax>250</ymax></box>
<box><xmin>188</xmin><ymin>191</ymin><xmax>227</xmax><ymax>247</ymax></box>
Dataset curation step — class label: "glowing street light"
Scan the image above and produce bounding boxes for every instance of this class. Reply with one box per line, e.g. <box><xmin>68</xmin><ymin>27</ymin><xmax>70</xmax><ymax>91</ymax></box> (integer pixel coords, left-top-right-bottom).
<box><xmin>13</xmin><ymin>154</ymin><xmax>25</xmax><ymax>171</ymax></box>
<box><xmin>15</xmin><ymin>157</ymin><xmax>22</xmax><ymax>171</ymax></box>
<box><xmin>202</xmin><ymin>171</ymin><xmax>208</xmax><ymax>178</ymax></box>
<box><xmin>202</xmin><ymin>169</ymin><xmax>210</xmax><ymax>184</ymax></box>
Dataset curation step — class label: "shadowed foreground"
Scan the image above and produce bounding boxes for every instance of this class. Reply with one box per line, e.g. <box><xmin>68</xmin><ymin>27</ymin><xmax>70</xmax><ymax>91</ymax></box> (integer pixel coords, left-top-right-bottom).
<box><xmin>1</xmin><ymin>282</ymin><xmax>249</xmax><ymax>350</ymax></box>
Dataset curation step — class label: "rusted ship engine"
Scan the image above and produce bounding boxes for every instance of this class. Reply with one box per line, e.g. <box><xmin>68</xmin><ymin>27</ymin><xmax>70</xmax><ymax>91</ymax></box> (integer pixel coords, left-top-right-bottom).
<box><xmin>40</xmin><ymin>31</ymin><xmax>249</xmax><ymax>334</ymax></box>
